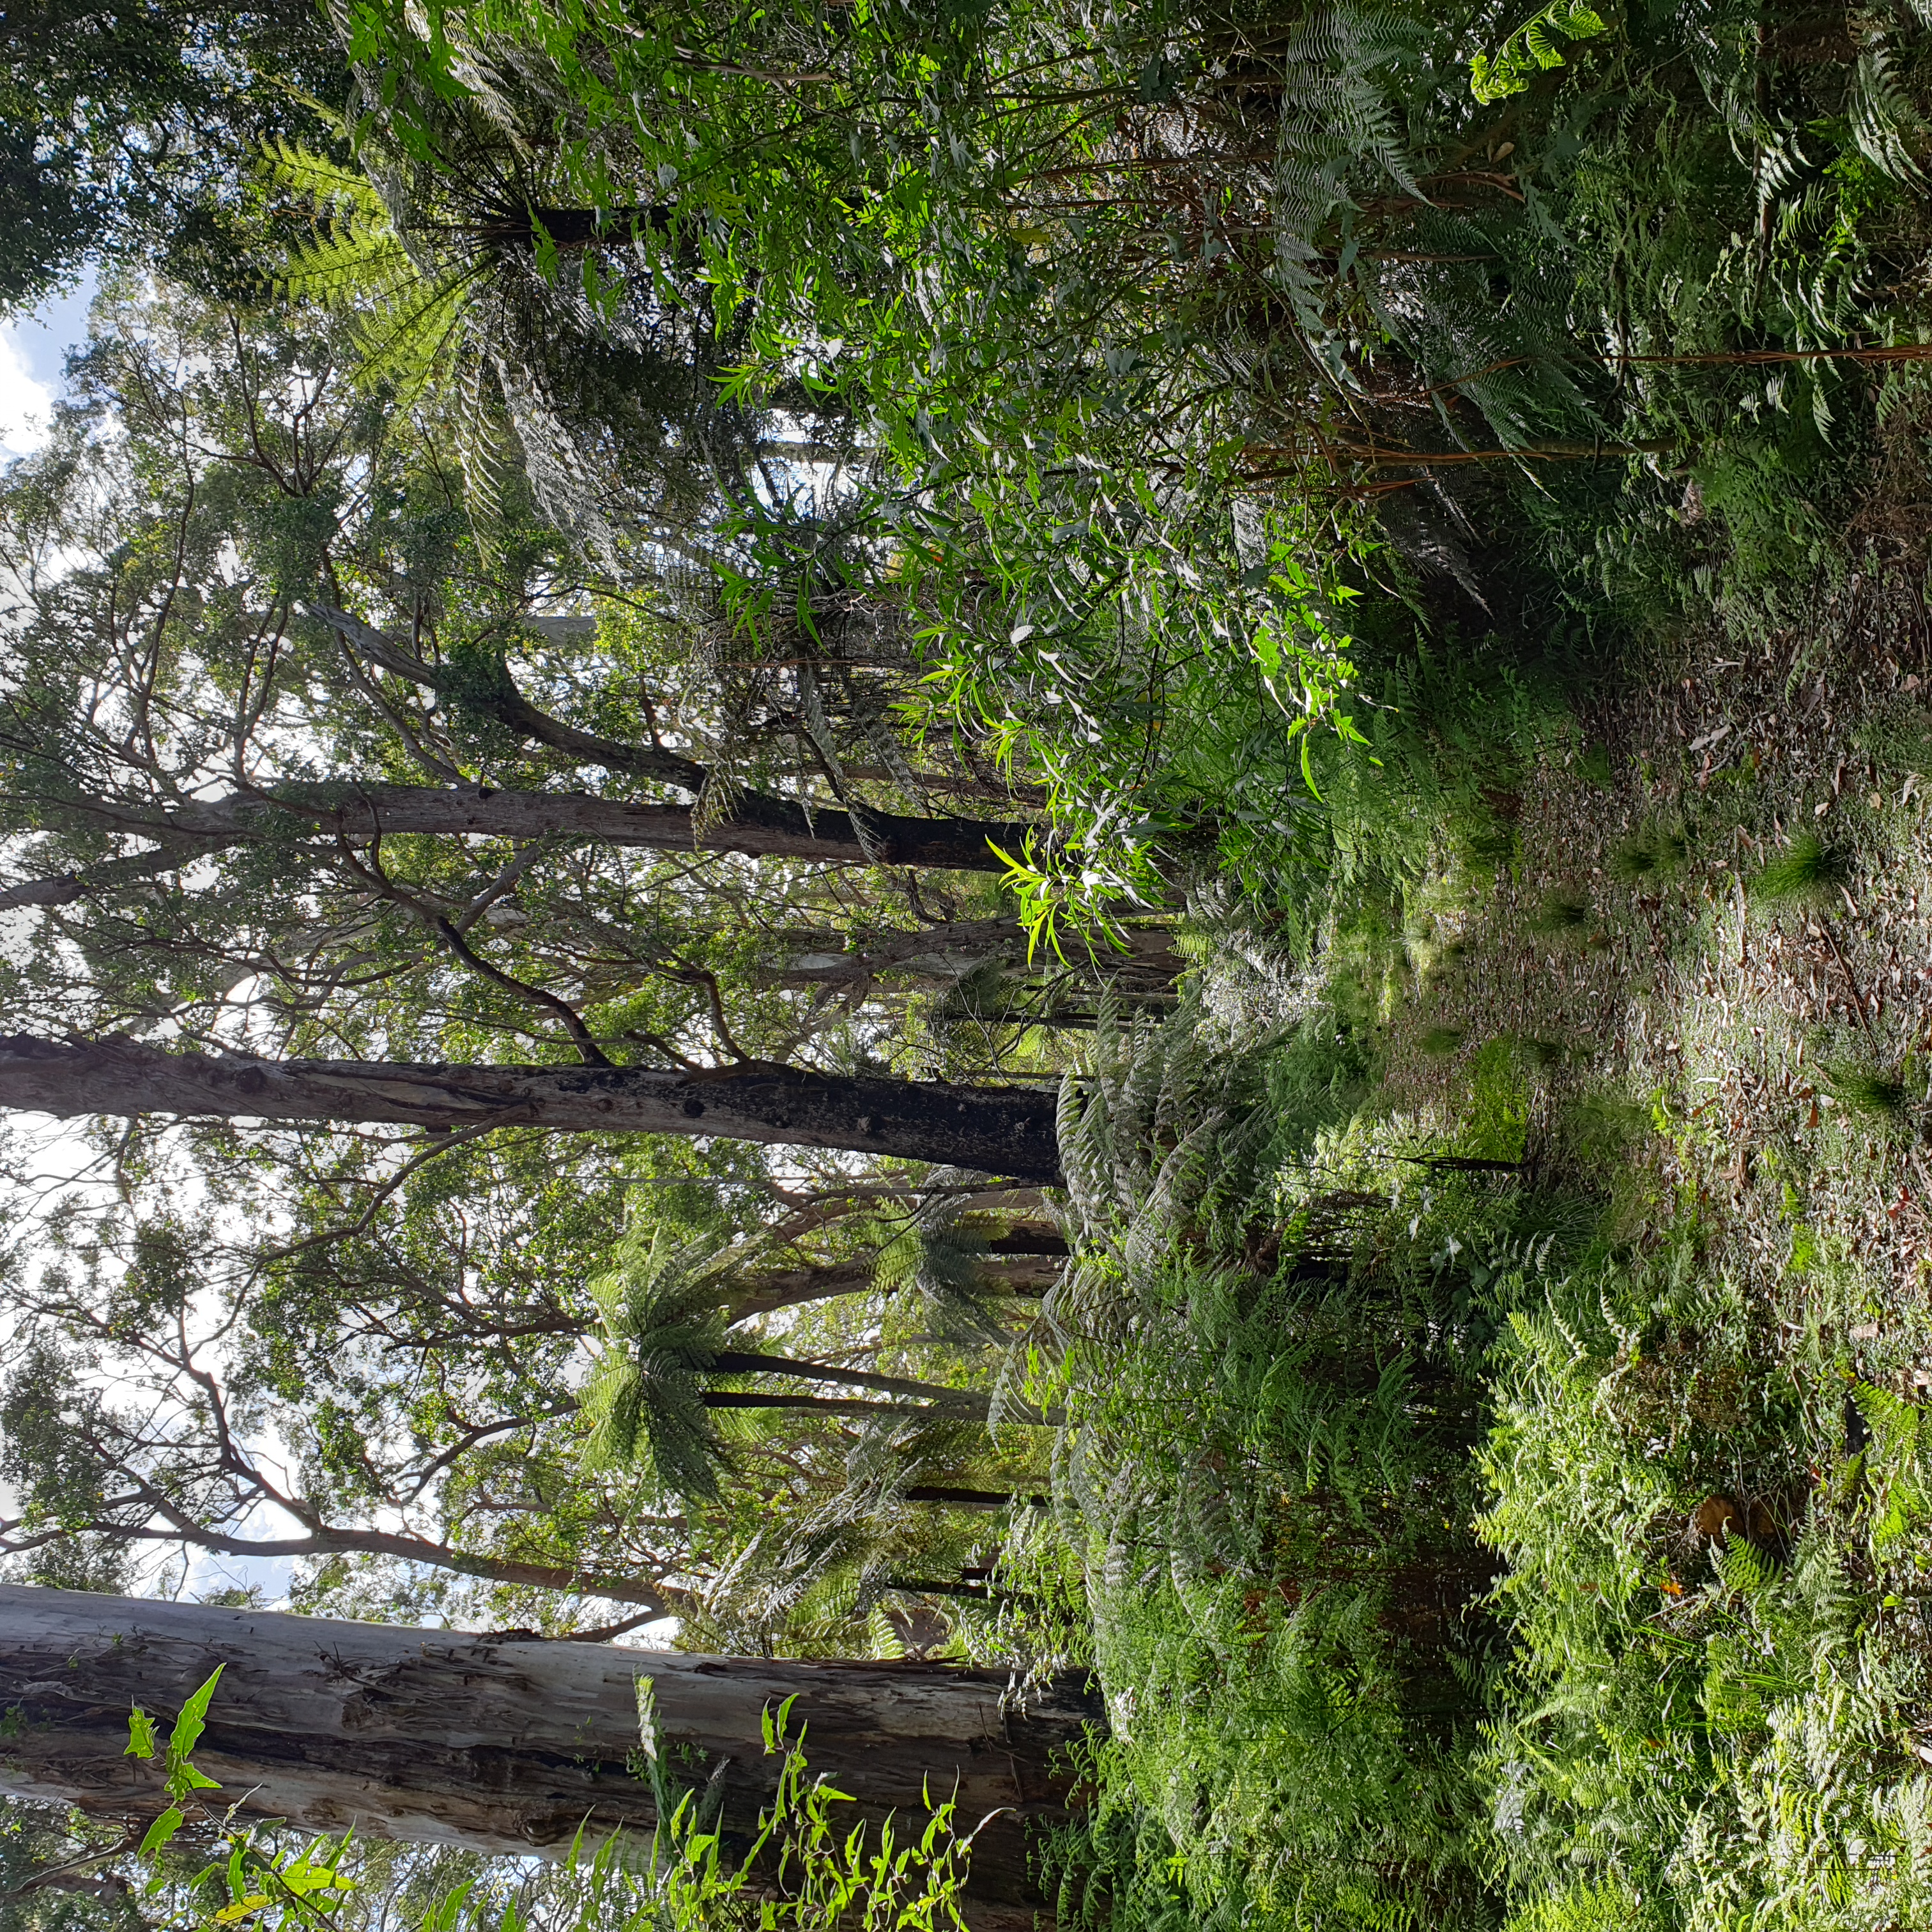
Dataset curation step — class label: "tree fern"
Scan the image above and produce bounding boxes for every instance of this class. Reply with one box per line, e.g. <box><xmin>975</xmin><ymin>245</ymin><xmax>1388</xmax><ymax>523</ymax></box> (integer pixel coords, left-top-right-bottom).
<box><xmin>582</xmin><ymin>1231</ymin><xmax>735</xmax><ymax>1500</ymax></box>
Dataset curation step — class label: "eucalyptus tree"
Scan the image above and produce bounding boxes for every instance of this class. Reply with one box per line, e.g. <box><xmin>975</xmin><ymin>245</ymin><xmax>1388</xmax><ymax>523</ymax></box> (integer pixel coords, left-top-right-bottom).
<box><xmin>0</xmin><ymin>288</ymin><xmax>1106</xmax><ymax>1102</ymax></box>
<box><xmin>0</xmin><ymin>272</ymin><xmax>1080</xmax><ymax>1623</ymax></box>
<box><xmin>0</xmin><ymin>1586</ymin><xmax>1097</xmax><ymax>1923</ymax></box>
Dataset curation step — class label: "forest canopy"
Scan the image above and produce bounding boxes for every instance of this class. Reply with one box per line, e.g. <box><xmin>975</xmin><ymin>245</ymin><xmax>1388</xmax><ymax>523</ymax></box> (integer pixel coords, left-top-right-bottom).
<box><xmin>7</xmin><ymin>0</ymin><xmax>1932</xmax><ymax>1928</ymax></box>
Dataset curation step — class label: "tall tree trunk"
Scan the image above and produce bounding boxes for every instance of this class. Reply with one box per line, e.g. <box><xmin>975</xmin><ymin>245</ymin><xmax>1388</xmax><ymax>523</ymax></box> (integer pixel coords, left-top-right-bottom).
<box><xmin>0</xmin><ymin>1587</ymin><xmax>1096</xmax><ymax>1928</ymax></box>
<box><xmin>0</xmin><ymin>783</ymin><xmax>1029</xmax><ymax>909</ymax></box>
<box><xmin>305</xmin><ymin>604</ymin><xmax>1029</xmax><ymax>871</ymax></box>
<box><xmin>0</xmin><ymin>1036</ymin><xmax>1064</xmax><ymax>1182</ymax></box>
<box><xmin>765</xmin><ymin>921</ymin><xmax>1184</xmax><ymax>998</ymax></box>
<box><xmin>707</xmin><ymin>1351</ymin><xmax>985</xmax><ymax>1406</ymax></box>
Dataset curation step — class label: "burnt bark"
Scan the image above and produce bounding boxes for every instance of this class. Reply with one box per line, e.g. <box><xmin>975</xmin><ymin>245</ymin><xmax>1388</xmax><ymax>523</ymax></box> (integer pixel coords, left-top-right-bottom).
<box><xmin>0</xmin><ymin>1036</ymin><xmax>1064</xmax><ymax>1182</ymax></box>
<box><xmin>0</xmin><ymin>1588</ymin><xmax>1097</xmax><ymax>1926</ymax></box>
<box><xmin>0</xmin><ymin>782</ymin><xmax>1029</xmax><ymax>909</ymax></box>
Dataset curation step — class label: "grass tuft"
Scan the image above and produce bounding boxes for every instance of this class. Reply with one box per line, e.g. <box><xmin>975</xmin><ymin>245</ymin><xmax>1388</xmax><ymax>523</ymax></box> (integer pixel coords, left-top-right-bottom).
<box><xmin>1563</xmin><ymin>1088</ymin><xmax>1652</xmax><ymax>1160</ymax></box>
<box><xmin>1752</xmin><ymin>830</ymin><xmax>1850</xmax><ymax>907</ymax></box>
<box><xmin>1529</xmin><ymin>888</ymin><xmax>1590</xmax><ymax>933</ymax></box>
<box><xmin>1609</xmin><ymin>822</ymin><xmax>1689</xmax><ymax>882</ymax></box>
<box><xmin>1822</xmin><ymin>1059</ymin><xmax>1909</xmax><ymax>1121</ymax></box>
<box><xmin>1577</xmin><ymin>744</ymin><xmax>1616</xmax><ymax>787</ymax></box>
<box><xmin>1463</xmin><ymin>825</ymin><xmax>1521</xmax><ymax>871</ymax></box>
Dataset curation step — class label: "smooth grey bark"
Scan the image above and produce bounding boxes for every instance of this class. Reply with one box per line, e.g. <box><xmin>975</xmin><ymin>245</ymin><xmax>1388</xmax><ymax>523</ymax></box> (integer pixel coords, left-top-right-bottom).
<box><xmin>0</xmin><ymin>782</ymin><xmax>1030</xmax><ymax>910</ymax></box>
<box><xmin>305</xmin><ymin>604</ymin><xmax>1032</xmax><ymax>871</ymax></box>
<box><xmin>0</xmin><ymin>1587</ymin><xmax>1097</xmax><ymax>1925</ymax></box>
<box><xmin>0</xmin><ymin>1036</ymin><xmax>1065</xmax><ymax>1183</ymax></box>
<box><xmin>0</xmin><ymin>1514</ymin><xmax>678</xmax><ymax>1612</ymax></box>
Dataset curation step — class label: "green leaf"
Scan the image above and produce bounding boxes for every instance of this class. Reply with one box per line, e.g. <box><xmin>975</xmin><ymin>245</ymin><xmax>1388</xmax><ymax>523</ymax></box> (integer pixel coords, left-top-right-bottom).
<box><xmin>167</xmin><ymin>1666</ymin><xmax>224</xmax><ymax>1761</ymax></box>
<box><xmin>126</xmin><ymin>1707</ymin><xmax>157</xmax><ymax>1759</ymax></box>
<box><xmin>162</xmin><ymin>1666</ymin><xmax>225</xmax><ymax>1799</ymax></box>
<box><xmin>137</xmin><ymin>1807</ymin><xmax>185</xmax><ymax>1857</ymax></box>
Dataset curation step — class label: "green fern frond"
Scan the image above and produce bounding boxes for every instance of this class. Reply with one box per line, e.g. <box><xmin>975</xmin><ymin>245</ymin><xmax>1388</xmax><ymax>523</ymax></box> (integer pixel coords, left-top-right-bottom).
<box><xmin>1471</xmin><ymin>0</ymin><xmax>1609</xmax><ymax>103</ymax></box>
<box><xmin>262</xmin><ymin>138</ymin><xmax>387</xmax><ymax>219</ymax></box>
<box><xmin>1851</xmin><ymin>40</ymin><xmax>1931</xmax><ymax>189</ymax></box>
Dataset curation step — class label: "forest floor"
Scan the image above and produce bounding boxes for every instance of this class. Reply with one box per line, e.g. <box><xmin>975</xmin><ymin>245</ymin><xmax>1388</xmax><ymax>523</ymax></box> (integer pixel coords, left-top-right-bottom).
<box><xmin>1390</xmin><ymin>558</ymin><xmax>1932</xmax><ymax>1363</ymax></box>
<box><xmin>1044</xmin><ymin>533</ymin><xmax>1932</xmax><ymax>1931</ymax></box>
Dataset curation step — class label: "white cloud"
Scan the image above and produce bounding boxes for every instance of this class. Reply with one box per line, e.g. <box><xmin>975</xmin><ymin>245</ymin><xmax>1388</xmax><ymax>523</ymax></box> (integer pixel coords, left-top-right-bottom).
<box><xmin>0</xmin><ymin>327</ymin><xmax>53</xmax><ymax>459</ymax></box>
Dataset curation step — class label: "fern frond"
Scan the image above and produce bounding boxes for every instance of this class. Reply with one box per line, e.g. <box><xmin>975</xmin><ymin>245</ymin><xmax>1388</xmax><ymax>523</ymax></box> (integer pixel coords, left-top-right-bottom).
<box><xmin>1851</xmin><ymin>40</ymin><xmax>1931</xmax><ymax>188</ymax></box>
<box><xmin>263</xmin><ymin>138</ymin><xmax>388</xmax><ymax>222</ymax></box>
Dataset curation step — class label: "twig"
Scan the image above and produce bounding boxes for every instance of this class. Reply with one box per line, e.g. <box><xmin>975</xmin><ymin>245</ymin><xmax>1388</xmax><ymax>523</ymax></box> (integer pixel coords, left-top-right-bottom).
<box><xmin>1819</xmin><ymin>918</ymin><xmax>1883</xmax><ymax>1059</ymax></box>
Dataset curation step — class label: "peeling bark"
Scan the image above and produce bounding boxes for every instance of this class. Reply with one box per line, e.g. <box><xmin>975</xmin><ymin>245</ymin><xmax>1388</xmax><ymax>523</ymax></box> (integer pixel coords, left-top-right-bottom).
<box><xmin>0</xmin><ymin>1588</ymin><xmax>1098</xmax><ymax>1926</ymax></box>
<box><xmin>0</xmin><ymin>1035</ymin><xmax>1064</xmax><ymax>1182</ymax></box>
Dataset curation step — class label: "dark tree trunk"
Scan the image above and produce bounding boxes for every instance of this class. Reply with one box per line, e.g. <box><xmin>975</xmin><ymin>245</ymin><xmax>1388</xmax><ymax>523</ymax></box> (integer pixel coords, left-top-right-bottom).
<box><xmin>481</xmin><ymin>204</ymin><xmax>672</xmax><ymax>249</ymax></box>
<box><xmin>0</xmin><ymin>783</ymin><xmax>1029</xmax><ymax>908</ymax></box>
<box><xmin>765</xmin><ymin>921</ymin><xmax>1185</xmax><ymax>997</ymax></box>
<box><xmin>905</xmin><ymin>1486</ymin><xmax>1047</xmax><ymax>1508</ymax></box>
<box><xmin>707</xmin><ymin>1350</ymin><xmax>985</xmax><ymax>1407</ymax></box>
<box><xmin>0</xmin><ymin>1036</ymin><xmax>1064</xmax><ymax>1182</ymax></box>
<box><xmin>0</xmin><ymin>1588</ymin><xmax>1097</xmax><ymax>1928</ymax></box>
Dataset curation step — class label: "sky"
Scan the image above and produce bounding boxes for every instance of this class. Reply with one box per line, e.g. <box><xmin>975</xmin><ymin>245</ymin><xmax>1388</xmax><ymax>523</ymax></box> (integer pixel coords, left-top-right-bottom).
<box><xmin>0</xmin><ymin>275</ymin><xmax>668</xmax><ymax>1631</ymax></box>
<box><xmin>0</xmin><ymin>274</ymin><xmax>97</xmax><ymax>461</ymax></box>
<box><xmin>0</xmin><ymin>273</ymin><xmax>306</xmax><ymax>1604</ymax></box>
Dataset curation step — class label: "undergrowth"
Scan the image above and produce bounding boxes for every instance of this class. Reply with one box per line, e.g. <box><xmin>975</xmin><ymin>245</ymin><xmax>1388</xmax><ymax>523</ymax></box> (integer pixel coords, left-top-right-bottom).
<box><xmin>1006</xmin><ymin>675</ymin><xmax>1932</xmax><ymax>1929</ymax></box>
